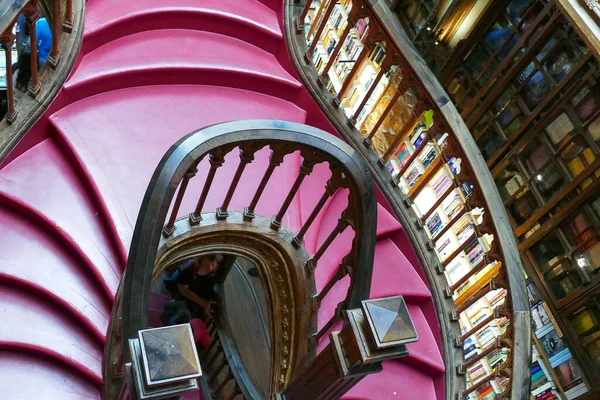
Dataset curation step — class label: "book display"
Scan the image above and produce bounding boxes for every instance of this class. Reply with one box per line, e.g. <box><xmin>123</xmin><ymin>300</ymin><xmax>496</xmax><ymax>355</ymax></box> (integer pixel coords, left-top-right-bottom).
<box><xmin>437</xmin><ymin>0</ymin><xmax>600</xmax><ymax>390</ymax></box>
<box><xmin>527</xmin><ymin>279</ymin><xmax>590</xmax><ymax>399</ymax></box>
<box><xmin>303</xmin><ymin>0</ymin><xmax>600</xmax><ymax>395</ymax></box>
<box><xmin>304</xmin><ymin>0</ymin><xmax>391</xmax><ymax>114</ymax></box>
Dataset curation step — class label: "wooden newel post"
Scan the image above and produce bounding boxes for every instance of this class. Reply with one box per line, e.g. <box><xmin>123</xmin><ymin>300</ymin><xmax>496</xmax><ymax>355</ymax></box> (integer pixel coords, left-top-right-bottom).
<box><xmin>280</xmin><ymin>296</ymin><xmax>418</xmax><ymax>400</ymax></box>
<box><xmin>1</xmin><ymin>33</ymin><xmax>18</xmax><ymax>124</ymax></box>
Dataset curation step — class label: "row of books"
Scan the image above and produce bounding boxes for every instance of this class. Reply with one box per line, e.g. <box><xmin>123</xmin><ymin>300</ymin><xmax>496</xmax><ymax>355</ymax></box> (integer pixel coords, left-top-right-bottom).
<box><xmin>423</xmin><ymin>188</ymin><xmax>465</xmax><ymax>232</ymax></box>
<box><xmin>431</xmin><ymin>167</ymin><xmax>453</xmax><ymax>198</ymax></box>
<box><xmin>354</xmin><ymin>17</ymin><xmax>369</xmax><ymax>41</ymax></box>
<box><xmin>369</xmin><ymin>44</ymin><xmax>386</xmax><ymax>68</ymax></box>
<box><xmin>344</xmin><ymin>31</ymin><xmax>364</xmax><ymax>60</ymax></box>
<box><xmin>311</xmin><ymin>46</ymin><xmax>329</xmax><ymax>73</ymax></box>
<box><xmin>526</xmin><ymin>279</ymin><xmax>590</xmax><ymax>399</ymax></box>
<box><xmin>466</xmin><ymin>238</ymin><xmax>486</xmax><ymax>267</ymax></box>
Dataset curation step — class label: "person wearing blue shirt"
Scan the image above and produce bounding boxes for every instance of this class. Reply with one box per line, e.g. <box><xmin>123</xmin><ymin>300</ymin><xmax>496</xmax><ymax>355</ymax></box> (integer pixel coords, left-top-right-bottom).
<box><xmin>36</xmin><ymin>17</ymin><xmax>52</xmax><ymax>66</ymax></box>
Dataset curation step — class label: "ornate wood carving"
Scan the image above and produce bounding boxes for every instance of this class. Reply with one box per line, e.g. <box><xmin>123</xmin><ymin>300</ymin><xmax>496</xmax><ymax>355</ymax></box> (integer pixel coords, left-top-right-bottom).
<box><xmin>154</xmin><ymin>212</ymin><xmax>313</xmax><ymax>395</ymax></box>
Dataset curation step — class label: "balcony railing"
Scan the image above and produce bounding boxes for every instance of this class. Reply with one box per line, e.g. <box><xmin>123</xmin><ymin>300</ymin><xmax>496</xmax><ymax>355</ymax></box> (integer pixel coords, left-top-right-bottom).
<box><xmin>0</xmin><ymin>0</ymin><xmax>82</xmax><ymax>160</ymax></box>
<box><xmin>288</xmin><ymin>0</ymin><xmax>532</xmax><ymax>398</ymax></box>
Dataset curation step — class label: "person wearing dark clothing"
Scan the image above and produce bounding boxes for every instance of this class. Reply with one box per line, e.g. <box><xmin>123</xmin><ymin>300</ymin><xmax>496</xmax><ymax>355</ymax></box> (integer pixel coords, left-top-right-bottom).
<box><xmin>160</xmin><ymin>299</ymin><xmax>192</xmax><ymax>326</ymax></box>
<box><xmin>160</xmin><ymin>299</ymin><xmax>212</xmax><ymax>349</ymax></box>
<box><xmin>164</xmin><ymin>254</ymin><xmax>219</xmax><ymax>320</ymax></box>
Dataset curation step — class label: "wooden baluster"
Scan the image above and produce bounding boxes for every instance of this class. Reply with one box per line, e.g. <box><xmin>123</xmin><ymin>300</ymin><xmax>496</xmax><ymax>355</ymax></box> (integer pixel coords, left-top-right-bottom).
<box><xmin>391</xmin><ymin>134</ymin><xmax>429</xmax><ymax>185</ymax></box>
<box><xmin>25</xmin><ymin>6</ymin><xmax>42</xmax><ymax>97</ymax></box>
<box><xmin>204</xmin><ymin>336</ymin><xmax>220</xmax><ymax>361</ymax></box>
<box><xmin>462</xmin><ymin>338</ymin><xmax>501</xmax><ymax>370</ymax></box>
<box><xmin>163</xmin><ymin>165</ymin><xmax>198</xmax><ymax>236</ymax></box>
<box><xmin>305</xmin><ymin>0</ymin><xmax>329</xmax><ymax>43</ymax></box>
<box><xmin>426</xmin><ymin>204</ymin><xmax>464</xmax><ymax>242</ymax></box>
<box><xmin>365</xmin><ymin>88</ymin><xmax>405</xmax><ymax>147</ymax></box>
<box><xmin>298</xmin><ymin>0</ymin><xmax>315</xmax><ymax>29</ymax></box>
<box><xmin>209</xmin><ymin>360</ymin><xmax>228</xmax><ymax>385</ymax></box>
<box><xmin>217</xmin><ymin>145</ymin><xmax>260</xmax><ymax>220</ymax></box>
<box><xmin>206</xmin><ymin>343</ymin><xmax>223</xmax><ymax>367</ymax></box>
<box><xmin>420</xmin><ymin>182</ymin><xmax>458</xmax><ymax>222</ymax></box>
<box><xmin>47</xmin><ymin>0</ymin><xmax>60</xmax><ymax>68</ymax></box>
<box><xmin>337</xmin><ymin>48</ymin><xmax>368</xmax><ymax>101</ymax></box>
<box><xmin>63</xmin><ymin>0</ymin><xmax>73</xmax><ymax>33</ymax></box>
<box><xmin>292</xmin><ymin>170</ymin><xmax>343</xmax><ymax>247</ymax></box>
<box><xmin>462</xmin><ymin>372</ymin><xmax>497</xmax><ymax>397</ymax></box>
<box><xmin>456</xmin><ymin>280</ymin><xmax>496</xmax><ymax>314</ymax></box>
<box><xmin>214</xmin><ymin>370</ymin><xmax>233</xmax><ymax>396</ymax></box>
<box><xmin>442</xmin><ymin>232</ymin><xmax>477</xmax><ymax>268</ymax></box>
<box><xmin>225</xmin><ymin>384</ymin><xmax>241</xmax><ymax>400</ymax></box>
<box><xmin>305</xmin><ymin>0</ymin><xmax>337</xmax><ymax>61</ymax></box>
<box><xmin>407</xmin><ymin>158</ymin><xmax>444</xmax><ymax>200</ymax></box>
<box><xmin>378</xmin><ymin>111</ymin><xmax>419</xmax><ymax>166</ymax></box>
<box><xmin>271</xmin><ymin>157</ymin><xmax>316</xmax><ymax>230</ymax></box>
<box><xmin>244</xmin><ymin>146</ymin><xmax>288</xmax><ymax>222</ymax></box>
<box><xmin>313</xmin><ymin>261</ymin><xmax>349</xmax><ymax>308</ymax></box>
<box><xmin>312</xmin><ymin>302</ymin><xmax>343</xmax><ymax>341</ymax></box>
<box><xmin>305</xmin><ymin>209</ymin><xmax>351</xmax><ymax>271</ymax></box>
<box><xmin>208</xmin><ymin>320</ymin><xmax>218</xmax><ymax>337</ymax></box>
<box><xmin>189</xmin><ymin>151</ymin><xmax>226</xmax><ymax>225</ymax></box>
<box><xmin>450</xmin><ymin>258</ymin><xmax>489</xmax><ymax>292</ymax></box>
<box><xmin>352</xmin><ymin>67</ymin><xmax>385</xmax><ymax>123</ymax></box>
<box><xmin>1</xmin><ymin>33</ymin><xmax>18</xmax><ymax>124</ymax></box>
<box><xmin>319</xmin><ymin>23</ymin><xmax>352</xmax><ymax>81</ymax></box>
<box><xmin>460</xmin><ymin>309</ymin><xmax>498</xmax><ymax>342</ymax></box>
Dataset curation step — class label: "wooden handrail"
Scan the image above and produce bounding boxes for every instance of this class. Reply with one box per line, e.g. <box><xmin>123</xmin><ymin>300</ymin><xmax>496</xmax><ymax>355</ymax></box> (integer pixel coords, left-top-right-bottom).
<box><xmin>0</xmin><ymin>0</ymin><xmax>82</xmax><ymax>162</ymax></box>
<box><xmin>119</xmin><ymin>120</ymin><xmax>378</xmax><ymax>397</ymax></box>
<box><xmin>288</xmin><ymin>0</ymin><xmax>532</xmax><ymax>399</ymax></box>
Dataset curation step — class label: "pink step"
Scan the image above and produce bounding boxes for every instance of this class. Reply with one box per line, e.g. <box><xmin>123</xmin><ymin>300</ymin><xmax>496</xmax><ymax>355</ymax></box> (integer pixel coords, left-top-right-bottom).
<box><xmin>370</xmin><ymin>239</ymin><xmax>431</xmax><ymax>304</ymax></box>
<box><xmin>344</xmin><ymin>360</ymin><xmax>437</xmax><ymax>400</ymax></box>
<box><xmin>0</xmin><ymin>208</ymin><xmax>110</xmax><ymax>341</ymax></box>
<box><xmin>65</xmin><ymin>29</ymin><xmax>300</xmax><ymax>100</ymax></box>
<box><xmin>0</xmin><ymin>139</ymin><xmax>122</xmax><ymax>288</ymax></box>
<box><xmin>0</xmin><ymin>352</ymin><xmax>101</xmax><ymax>398</ymax></box>
<box><xmin>0</xmin><ymin>285</ymin><xmax>104</xmax><ymax>386</ymax></box>
<box><xmin>84</xmin><ymin>0</ymin><xmax>282</xmax><ymax>54</ymax></box>
<box><xmin>52</xmin><ymin>85</ymin><xmax>307</xmax><ymax>249</ymax></box>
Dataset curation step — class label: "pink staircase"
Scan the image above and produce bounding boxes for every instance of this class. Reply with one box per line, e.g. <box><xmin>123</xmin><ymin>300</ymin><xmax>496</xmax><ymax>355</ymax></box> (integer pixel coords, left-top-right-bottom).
<box><xmin>0</xmin><ymin>1</ymin><xmax>444</xmax><ymax>399</ymax></box>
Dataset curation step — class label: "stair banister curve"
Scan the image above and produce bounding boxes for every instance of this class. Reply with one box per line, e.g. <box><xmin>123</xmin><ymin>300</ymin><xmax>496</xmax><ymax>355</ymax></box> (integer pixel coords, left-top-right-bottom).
<box><xmin>118</xmin><ymin>119</ymin><xmax>385</xmax><ymax>399</ymax></box>
<box><xmin>287</xmin><ymin>0</ymin><xmax>532</xmax><ymax>398</ymax></box>
<box><xmin>0</xmin><ymin>0</ymin><xmax>83</xmax><ymax>162</ymax></box>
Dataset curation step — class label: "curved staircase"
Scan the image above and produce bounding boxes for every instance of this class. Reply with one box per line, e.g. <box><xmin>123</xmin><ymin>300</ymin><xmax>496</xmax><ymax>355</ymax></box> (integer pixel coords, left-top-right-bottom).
<box><xmin>0</xmin><ymin>1</ymin><xmax>445</xmax><ymax>399</ymax></box>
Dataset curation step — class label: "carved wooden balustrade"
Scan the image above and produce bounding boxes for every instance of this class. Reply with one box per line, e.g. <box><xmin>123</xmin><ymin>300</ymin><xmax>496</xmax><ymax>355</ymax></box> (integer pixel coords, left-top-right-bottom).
<box><xmin>291</xmin><ymin>0</ymin><xmax>532</xmax><ymax>399</ymax></box>
<box><xmin>116</xmin><ymin>120</ymin><xmax>380</xmax><ymax>399</ymax></box>
<box><xmin>0</xmin><ymin>0</ymin><xmax>81</xmax><ymax>159</ymax></box>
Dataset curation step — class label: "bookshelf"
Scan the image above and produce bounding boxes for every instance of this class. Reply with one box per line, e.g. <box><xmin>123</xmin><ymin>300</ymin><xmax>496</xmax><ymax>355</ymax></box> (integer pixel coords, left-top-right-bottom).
<box><xmin>526</xmin><ymin>278</ymin><xmax>590</xmax><ymax>400</ymax></box>
<box><xmin>461</xmin><ymin>287</ymin><xmax>510</xmax><ymax>400</ymax></box>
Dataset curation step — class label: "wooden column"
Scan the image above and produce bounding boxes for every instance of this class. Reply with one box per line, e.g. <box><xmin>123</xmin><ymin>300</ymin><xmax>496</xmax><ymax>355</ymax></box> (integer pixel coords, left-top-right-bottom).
<box><xmin>364</xmin><ymin>88</ymin><xmax>404</xmax><ymax>146</ymax></box>
<box><xmin>281</xmin><ymin>296</ymin><xmax>417</xmax><ymax>400</ymax></box>
<box><xmin>63</xmin><ymin>0</ymin><xmax>73</xmax><ymax>33</ymax></box>
<box><xmin>297</xmin><ymin>0</ymin><xmax>315</xmax><ymax>29</ymax></box>
<box><xmin>352</xmin><ymin>67</ymin><xmax>385</xmax><ymax>123</ymax></box>
<box><xmin>48</xmin><ymin>0</ymin><xmax>61</xmax><ymax>69</ymax></box>
<box><xmin>320</xmin><ymin>23</ymin><xmax>352</xmax><ymax>81</ymax></box>
<box><xmin>337</xmin><ymin>48</ymin><xmax>369</xmax><ymax>101</ymax></box>
<box><xmin>306</xmin><ymin>0</ymin><xmax>329</xmax><ymax>42</ymax></box>
<box><xmin>25</xmin><ymin>6</ymin><xmax>42</xmax><ymax>97</ymax></box>
<box><xmin>305</xmin><ymin>0</ymin><xmax>338</xmax><ymax>60</ymax></box>
<box><xmin>1</xmin><ymin>33</ymin><xmax>18</xmax><ymax>124</ymax></box>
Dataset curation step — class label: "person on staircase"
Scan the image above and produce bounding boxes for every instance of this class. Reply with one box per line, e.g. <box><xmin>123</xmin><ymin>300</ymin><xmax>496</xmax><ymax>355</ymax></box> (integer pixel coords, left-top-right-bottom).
<box><xmin>164</xmin><ymin>254</ymin><xmax>220</xmax><ymax>321</ymax></box>
<box><xmin>160</xmin><ymin>299</ymin><xmax>211</xmax><ymax>349</ymax></box>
